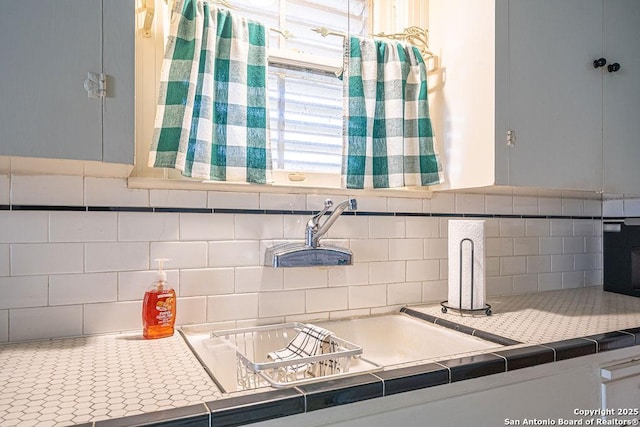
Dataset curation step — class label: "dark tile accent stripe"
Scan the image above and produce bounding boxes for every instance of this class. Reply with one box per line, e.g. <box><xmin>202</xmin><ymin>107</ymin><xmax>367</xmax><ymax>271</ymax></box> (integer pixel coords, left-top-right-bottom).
<box><xmin>438</xmin><ymin>353</ymin><xmax>506</xmax><ymax>382</ymax></box>
<box><xmin>0</xmin><ymin>203</ymin><xmax>605</xmax><ymax>220</ymax></box>
<box><xmin>400</xmin><ymin>307</ymin><xmax>521</xmax><ymax>346</ymax></box>
<box><xmin>493</xmin><ymin>346</ymin><xmax>555</xmax><ymax>371</ymax></box>
<box><xmin>375</xmin><ymin>363</ymin><xmax>449</xmax><ymax>395</ymax></box>
<box><xmin>154</xmin><ymin>207</ymin><xmax>213</xmax><ymax>214</ymax></box>
<box><xmin>585</xmin><ymin>331</ymin><xmax>636</xmax><ymax>352</ymax></box>
<box><xmin>11</xmin><ymin>204</ymin><xmax>87</xmax><ymax>211</ymax></box>
<box><xmin>88</xmin><ymin>206</ymin><xmax>154</xmax><ymax>212</ymax></box>
<box><xmin>622</xmin><ymin>327</ymin><xmax>640</xmax><ymax>345</ymax></box>
<box><xmin>297</xmin><ymin>374</ymin><xmax>383</xmax><ymax>412</ymax></box>
<box><xmin>207</xmin><ymin>388</ymin><xmax>304</xmax><ymax>427</ymax></box>
<box><xmin>95</xmin><ymin>404</ymin><xmax>209</xmax><ymax>427</ymax></box>
<box><xmin>540</xmin><ymin>338</ymin><xmax>598</xmax><ymax>361</ymax></box>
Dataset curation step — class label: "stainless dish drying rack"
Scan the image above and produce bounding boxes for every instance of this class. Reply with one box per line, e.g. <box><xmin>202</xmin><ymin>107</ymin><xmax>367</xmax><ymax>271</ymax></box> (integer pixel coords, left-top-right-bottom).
<box><xmin>210</xmin><ymin>322</ymin><xmax>380</xmax><ymax>389</ymax></box>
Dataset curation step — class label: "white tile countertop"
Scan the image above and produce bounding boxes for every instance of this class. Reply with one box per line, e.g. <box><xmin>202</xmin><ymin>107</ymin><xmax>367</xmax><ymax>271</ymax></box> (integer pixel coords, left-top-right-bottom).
<box><xmin>1</xmin><ymin>286</ymin><xmax>640</xmax><ymax>427</ymax></box>
<box><xmin>408</xmin><ymin>286</ymin><xmax>640</xmax><ymax>344</ymax></box>
<box><xmin>0</xmin><ymin>334</ymin><xmax>222</xmax><ymax>426</ymax></box>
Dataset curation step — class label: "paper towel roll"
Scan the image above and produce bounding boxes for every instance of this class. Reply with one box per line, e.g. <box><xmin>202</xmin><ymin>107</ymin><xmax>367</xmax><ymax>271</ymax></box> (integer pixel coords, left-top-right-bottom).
<box><xmin>448</xmin><ymin>220</ymin><xmax>486</xmax><ymax>310</ymax></box>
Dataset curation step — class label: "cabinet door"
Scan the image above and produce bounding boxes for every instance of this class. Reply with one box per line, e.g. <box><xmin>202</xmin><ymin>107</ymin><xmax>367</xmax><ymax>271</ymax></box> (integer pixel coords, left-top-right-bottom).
<box><xmin>0</xmin><ymin>0</ymin><xmax>103</xmax><ymax>161</ymax></box>
<box><xmin>502</xmin><ymin>0</ymin><xmax>603</xmax><ymax>191</ymax></box>
<box><xmin>602</xmin><ymin>0</ymin><xmax>640</xmax><ymax>194</ymax></box>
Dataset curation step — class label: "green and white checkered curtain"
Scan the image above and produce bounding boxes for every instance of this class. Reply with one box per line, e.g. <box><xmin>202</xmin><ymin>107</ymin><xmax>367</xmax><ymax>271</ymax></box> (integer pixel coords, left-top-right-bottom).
<box><xmin>342</xmin><ymin>35</ymin><xmax>444</xmax><ymax>189</ymax></box>
<box><xmin>149</xmin><ymin>0</ymin><xmax>272</xmax><ymax>183</ymax></box>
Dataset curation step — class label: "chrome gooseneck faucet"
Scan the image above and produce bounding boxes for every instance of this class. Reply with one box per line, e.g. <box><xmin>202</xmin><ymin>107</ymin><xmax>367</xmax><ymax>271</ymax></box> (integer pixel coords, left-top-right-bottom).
<box><xmin>305</xmin><ymin>198</ymin><xmax>357</xmax><ymax>248</ymax></box>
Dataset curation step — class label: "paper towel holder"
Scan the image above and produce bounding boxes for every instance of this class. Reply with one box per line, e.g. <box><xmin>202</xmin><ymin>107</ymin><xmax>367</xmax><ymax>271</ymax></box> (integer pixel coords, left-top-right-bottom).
<box><xmin>441</xmin><ymin>238</ymin><xmax>492</xmax><ymax>316</ymax></box>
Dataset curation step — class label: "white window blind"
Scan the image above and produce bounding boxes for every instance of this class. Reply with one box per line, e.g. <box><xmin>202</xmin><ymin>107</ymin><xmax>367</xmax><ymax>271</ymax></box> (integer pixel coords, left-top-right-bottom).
<box><xmin>230</xmin><ymin>0</ymin><xmax>369</xmax><ymax>174</ymax></box>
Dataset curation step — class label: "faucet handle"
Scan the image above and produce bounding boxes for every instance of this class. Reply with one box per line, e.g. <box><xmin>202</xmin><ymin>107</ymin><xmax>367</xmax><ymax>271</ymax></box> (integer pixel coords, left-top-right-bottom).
<box><xmin>312</xmin><ymin>199</ymin><xmax>334</xmax><ymax>224</ymax></box>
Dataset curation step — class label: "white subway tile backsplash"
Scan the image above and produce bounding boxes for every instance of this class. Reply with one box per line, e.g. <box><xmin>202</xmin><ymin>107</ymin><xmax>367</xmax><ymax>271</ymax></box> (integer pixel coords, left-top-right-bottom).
<box><xmin>355</xmin><ymin>196</ymin><xmax>388</xmax><ymax>212</ymax></box>
<box><xmin>551</xmin><ymin>254</ymin><xmax>575</xmax><ymax>272</ymax></box>
<box><xmin>118</xmin><ymin>269</ymin><xmax>180</xmax><ymax>301</ymax></box>
<box><xmin>0</xmin><ymin>211</ymin><xmax>48</xmax><ymax>243</ymax></box>
<box><xmin>603</xmin><ymin>199</ymin><xmax>624</xmax><ymax>217</ymax></box>
<box><xmin>586</xmin><ymin>236</ymin><xmax>602</xmax><ymax>254</ymax></box>
<box><xmin>486</xmin><ymin>276</ymin><xmax>513</xmax><ymax>296</ymax></box>
<box><xmin>513</xmin><ymin>196</ymin><xmax>538</xmax><ymax>215</ymax></box>
<box><xmin>538</xmin><ymin>272</ymin><xmax>563</xmax><ymax>291</ymax></box>
<box><xmin>327</xmin><ymin>216</ymin><xmax>369</xmax><ymax>239</ymax></box>
<box><xmin>456</xmin><ymin>193</ymin><xmax>485</xmax><ymax>214</ymax></box>
<box><xmin>0</xmin><ymin>175</ymin><xmax>9</xmax><ymax>205</ymax></box>
<box><xmin>12</xmin><ymin>175</ymin><xmax>84</xmax><ymax>206</ymax></box>
<box><xmin>500</xmin><ymin>256</ymin><xmax>526</xmax><ymax>275</ymax></box>
<box><xmin>562</xmin><ymin>271</ymin><xmax>585</xmax><ymax>289</ymax></box>
<box><xmin>387</xmin><ymin>281</ymin><xmax>422</xmax><ymax>305</ymax></box>
<box><xmin>208</xmin><ymin>191</ymin><xmax>259</xmax><ymax>209</ymax></box>
<box><xmin>349</xmin><ymin>284</ymin><xmax>387</xmax><ymax>309</ymax></box>
<box><xmin>235</xmin><ymin>214</ymin><xmax>283</xmax><ymax>240</ymax></box>
<box><xmin>525</xmin><ymin>218</ymin><xmax>551</xmax><ymax>237</ymax></box>
<box><xmin>540</xmin><ymin>237</ymin><xmax>563</xmax><ymax>255</ymax></box>
<box><xmin>406</xmin><ymin>259</ymin><xmax>440</xmax><ymax>282</ymax></box>
<box><xmin>235</xmin><ymin>266</ymin><xmax>283</xmax><ymax>292</ymax></box>
<box><xmin>150</xmin><ymin>189</ymin><xmax>207</xmax><ymax>208</ymax></box>
<box><xmin>119</xmin><ymin>212</ymin><xmax>179</xmax><ymax>242</ymax></box>
<box><xmin>180</xmin><ymin>268</ymin><xmax>234</xmax><ymax>296</ymax></box>
<box><xmin>85</xmin><ymin>242</ymin><xmax>149</xmax><ymax>273</ymax></box>
<box><xmin>150</xmin><ymin>241</ymin><xmax>208</xmax><ymax>269</ymax></box>
<box><xmin>562</xmin><ymin>198</ymin><xmax>584</xmax><ymax>216</ymax></box>
<box><xmin>429</xmin><ymin>193</ymin><xmax>455</xmax><ymax>214</ymax></box>
<box><xmin>513</xmin><ymin>275</ymin><xmax>538</xmax><ymax>294</ymax></box>
<box><xmin>0</xmin><ymin>245</ymin><xmax>8</xmax><ymax>276</ymax></box>
<box><xmin>573</xmin><ymin>220</ymin><xmax>595</xmax><ymax>237</ymax></box>
<box><xmin>83</xmin><ymin>301</ymin><xmax>140</xmax><ymax>334</ymax></box>
<box><xmin>369</xmin><ymin>216</ymin><xmax>405</xmax><ymax>238</ymax></box>
<box><xmin>10</xmin><ymin>305</ymin><xmax>83</xmax><ymax>341</ymax></box>
<box><xmin>485</xmin><ymin>258</ymin><xmax>500</xmax><ymax>276</ymax></box>
<box><xmin>483</xmin><ymin>218</ymin><xmax>500</xmax><ymax>238</ymax></box>
<box><xmin>563</xmin><ymin>237</ymin><xmax>585</xmax><ymax>254</ymax></box>
<box><xmin>259</xmin><ymin>193</ymin><xmax>305</xmax><ymax>210</ymax></box>
<box><xmin>387</xmin><ymin>197</ymin><xmax>423</xmax><ymax>213</ymax></box>
<box><xmin>12</xmin><ymin>243</ymin><xmax>84</xmax><ymax>276</ymax></box>
<box><xmin>328</xmin><ymin>264</ymin><xmax>369</xmax><ymax>287</ymax></box>
<box><xmin>49</xmin><ymin>211</ymin><xmax>117</xmax><ymax>242</ymax></box>
<box><xmin>424</xmin><ymin>238</ymin><xmax>447</xmax><ymax>260</ymax></box>
<box><xmin>259</xmin><ymin>290</ymin><xmax>305</xmax><ymax>317</ymax></box>
<box><xmin>306</xmin><ymin>194</ymin><xmax>343</xmax><ymax>210</ymax></box>
<box><xmin>0</xmin><ymin>310</ymin><xmax>7</xmax><ymax>342</ymax></box>
<box><xmin>305</xmin><ymin>287</ymin><xmax>348</xmax><ymax>313</ymax></box>
<box><xmin>513</xmin><ymin>237</ymin><xmax>539</xmax><ymax>256</ymax></box>
<box><xmin>421</xmin><ymin>280</ymin><xmax>447</xmax><ymax>303</ymax></box>
<box><xmin>585</xmin><ymin>269</ymin><xmax>602</xmax><ymax>286</ymax></box>
<box><xmin>485</xmin><ymin>194</ymin><xmax>513</xmax><ymax>215</ymax></box>
<box><xmin>405</xmin><ymin>217</ymin><xmax>439</xmax><ymax>238</ymax></box>
<box><xmin>85</xmin><ymin>177</ymin><xmax>149</xmax><ymax>207</ymax></box>
<box><xmin>500</xmin><ymin>218</ymin><xmax>525</xmax><ymax>237</ymax></box>
<box><xmin>208</xmin><ymin>241</ymin><xmax>259</xmax><ymax>267</ymax></box>
<box><xmin>284</xmin><ymin>267</ymin><xmax>328</xmax><ymax>289</ymax></box>
<box><xmin>574</xmin><ymin>253</ymin><xmax>598</xmax><ymax>271</ymax></box>
<box><xmin>486</xmin><ymin>238</ymin><xmax>513</xmax><ymax>257</ymax></box>
<box><xmin>526</xmin><ymin>255</ymin><xmax>551</xmax><ymax>274</ymax></box>
<box><xmin>369</xmin><ymin>261</ymin><xmax>405</xmax><ymax>284</ymax></box>
<box><xmin>550</xmin><ymin>219</ymin><xmax>574</xmax><ymax>237</ymax></box>
<box><xmin>349</xmin><ymin>239</ymin><xmax>388</xmax><ymax>262</ymax></box>
<box><xmin>49</xmin><ymin>273</ymin><xmax>117</xmax><ymax>305</ymax></box>
<box><xmin>624</xmin><ymin>198</ymin><xmax>640</xmax><ymax>216</ymax></box>
<box><xmin>176</xmin><ymin>296</ymin><xmax>207</xmax><ymax>325</ymax></box>
<box><xmin>0</xmin><ymin>276</ymin><xmax>48</xmax><ymax>309</ymax></box>
<box><xmin>207</xmin><ymin>293</ymin><xmax>259</xmax><ymax>322</ymax></box>
<box><xmin>283</xmin><ymin>215</ymin><xmax>307</xmax><ymax>239</ymax></box>
<box><xmin>179</xmin><ymin>213</ymin><xmax>234</xmax><ymax>241</ymax></box>
<box><xmin>538</xmin><ymin>197</ymin><xmax>562</xmax><ymax>216</ymax></box>
<box><xmin>583</xmin><ymin>199</ymin><xmax>602</xmax><ymax>216</ymax></box>
<box><xmin>389</xmin><ymin>239</ymin><xmax>423</xmax><ymax>260</ymax></box>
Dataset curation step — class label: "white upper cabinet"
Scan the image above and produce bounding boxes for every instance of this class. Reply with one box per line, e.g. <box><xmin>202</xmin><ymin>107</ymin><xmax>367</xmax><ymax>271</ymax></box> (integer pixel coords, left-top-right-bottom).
<box><xmin>0</xmin><ymin>0</ymin><xmax>134</xmax><ymax>165</ymax></box>
<box><xmin>602</xmin><ymin>0</ymin><xmax>640</xmax><ymax>194</ymax></box>
<box><xmin>429</xmin><ymin>0</ymin><xmax>640</xmax><ymax>193</ymax></box>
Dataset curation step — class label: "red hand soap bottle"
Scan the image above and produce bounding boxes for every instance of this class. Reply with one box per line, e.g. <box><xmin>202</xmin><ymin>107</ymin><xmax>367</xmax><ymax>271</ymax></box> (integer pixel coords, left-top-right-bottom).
<box><xmin>143</xmin><ymin>258</ymin><xmax>176</xmax><ymax>339</ymax></box>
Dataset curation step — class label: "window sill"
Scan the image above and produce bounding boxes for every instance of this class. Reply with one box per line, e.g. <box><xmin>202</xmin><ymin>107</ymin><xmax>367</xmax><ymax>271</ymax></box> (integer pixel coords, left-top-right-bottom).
<box><xmin>127</xmin><ymin>174</ymin><xmax>434</xmax><ymax>199</ymax></box>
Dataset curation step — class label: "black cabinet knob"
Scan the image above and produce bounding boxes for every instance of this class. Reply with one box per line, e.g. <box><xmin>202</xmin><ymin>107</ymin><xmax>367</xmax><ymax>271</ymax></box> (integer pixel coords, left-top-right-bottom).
<box><xmin>593</xmin><ymin>57</ymin><xmax>607</xmax><ymax>68</ymax></box>
<box><xmin>607</xmin><ymin>62</ymin><xmax>621</xmax><ymax>72</ymax></box>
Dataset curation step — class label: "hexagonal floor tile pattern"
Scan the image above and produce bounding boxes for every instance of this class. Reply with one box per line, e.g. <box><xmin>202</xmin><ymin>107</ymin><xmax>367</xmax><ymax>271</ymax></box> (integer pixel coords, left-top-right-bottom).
<box><xmin>0</xmin><ymin>334</ymin><xmax>222</xmax><ymax>426</ymax></box>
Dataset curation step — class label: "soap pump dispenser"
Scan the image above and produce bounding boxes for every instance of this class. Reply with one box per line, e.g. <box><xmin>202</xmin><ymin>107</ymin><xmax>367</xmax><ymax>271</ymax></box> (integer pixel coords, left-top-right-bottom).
<box><xmin>143</xmin><ymin>258</ymin><xmax>176</xmax><ymax>339</ymax></box>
